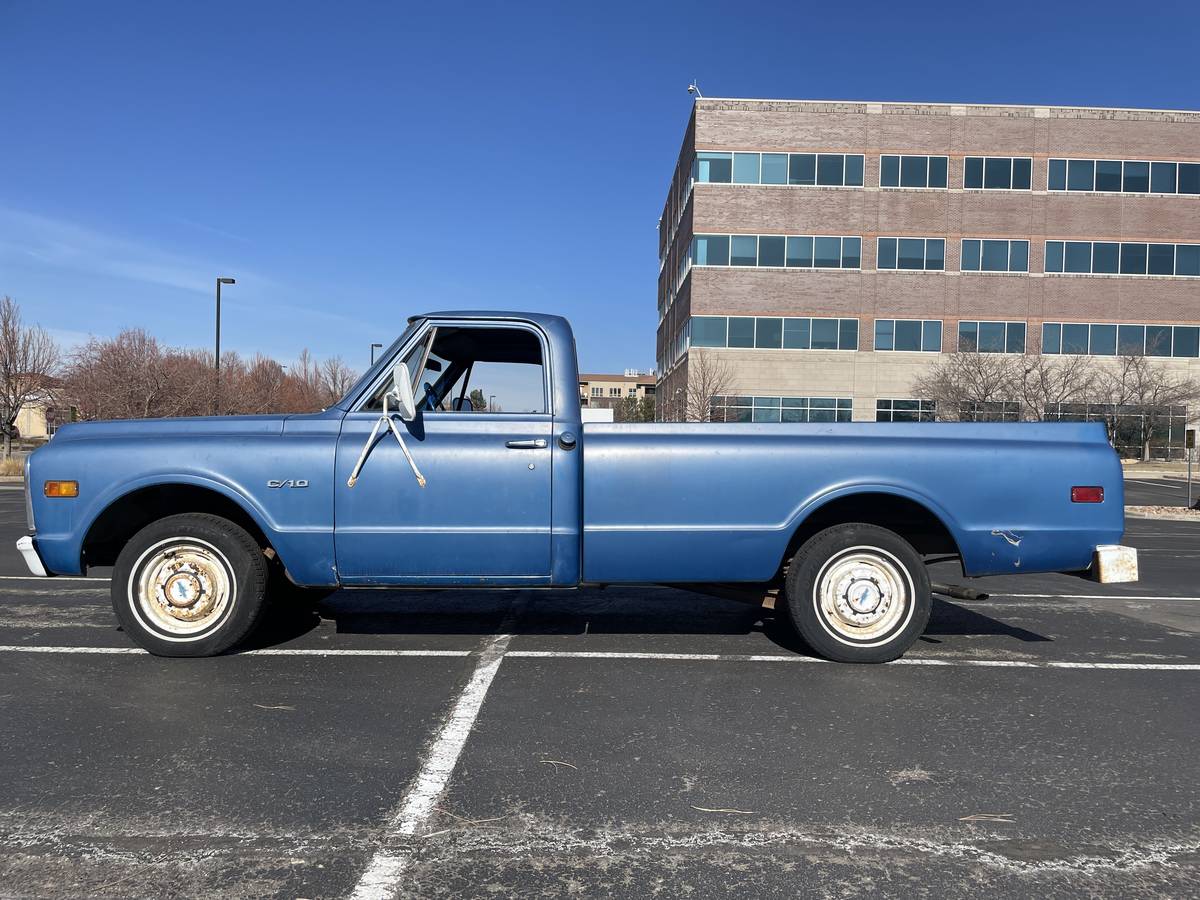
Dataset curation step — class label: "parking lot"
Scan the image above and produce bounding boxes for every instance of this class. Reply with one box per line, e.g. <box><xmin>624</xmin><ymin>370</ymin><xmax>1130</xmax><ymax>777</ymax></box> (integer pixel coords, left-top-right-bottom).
<box><xmin>0</xmin><ymin>482</ymin><xmax>1197</xmax><ymax>898</ymax></box>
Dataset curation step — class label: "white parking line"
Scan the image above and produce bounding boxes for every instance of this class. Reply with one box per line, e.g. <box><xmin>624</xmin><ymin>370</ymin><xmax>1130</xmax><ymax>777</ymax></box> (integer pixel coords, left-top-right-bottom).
<box><xmin>0</xmin><ymin>645</ymin><xmax>1196</xmax><ymax>670</ymax></box>
<box><xmin>993</xmin><ymin>592</ymin><xmax>1200</xmax><ymax>601</ymax></box>
<box><xmin>0</xmin><ymin>575</ymin><xmax>110</xmax><ymax>582</ymax></box>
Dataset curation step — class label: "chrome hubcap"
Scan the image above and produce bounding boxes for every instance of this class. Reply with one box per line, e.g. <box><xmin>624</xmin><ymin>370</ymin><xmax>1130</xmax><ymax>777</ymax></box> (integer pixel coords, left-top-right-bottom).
<box><xmin>134</xmin><ymin>541</ymin><xmax>233</xmax><ymax>636</ymax></box>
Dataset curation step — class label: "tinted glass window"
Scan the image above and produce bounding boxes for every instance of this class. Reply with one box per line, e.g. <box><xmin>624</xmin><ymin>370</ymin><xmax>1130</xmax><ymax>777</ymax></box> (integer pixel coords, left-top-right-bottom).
<box><xmin>1148</xmin><ymin>243</ymin><xmax>1175</xmax><ymax>275</ymax></box>
<box><xmin>1042</xmin><ymin>322</ymin><xmax>1061</xmax><ymax>353</ymax></box>
<box><xmin>788</xmin><ymin>153</ymin><xmax>816</xmax><ymax>185</ymax></box>
<box><xmin>1123</xmin><ymin>161</ymin><xmax>1149</xmax><ymax>192</ymax></box>
<box><xmin>1010</xmin><ymin>241</ymin><xmax>1029</xmax><ymax>272</ymax></box>
<box><xmin>816</xmin><ymin>154</ymin><xmax>844</xmax><ymax>186</ymax></box>
<box><xmin>978</xmin><ymin>321</ymin><xmax>1005</xmax><ymax>352</ymax></box>
<box><xmin>1180</xmin><ymin>163</ymin><xmax>1200</xmax><ymax>195</ymax></box>
<box><xmin>959</xmin><ymin>321</ymin><xmax>978</xmax><ymax>350</ymax></box>
<box><xmin>1173</xmin><ymin>326</ymin><xmax>1200</xmax><ymax>358</ymax></box>
<box><xmin>1067</xmin><ymin>159</ymin><xmax>1094</xmax><ymax>191</ymax></box>
<box><xmin>1095</xmin><ymin>160</ymin><xmax>1122</xmax><ymax>192</ymax></box>
<box><xmin>925</xmin><ymin>239</ymin><xmax>945</xmax><ymax>271</ymax></box>
<box><xmin>696</xmin><ymin>152</ymin><xmax>732</xmax><ymax>183</ymax></box>
<box><xmin>961</xmin><ymin>239</ymin><xmax>981</xmax><ymax>271</ymax></box>
<box><xmin>1118</xmin><ymin>325</ymin><xmax>1145</xmax><ymax>355</ymax></box>
<box><xmin>783</xmin><ymin>318</ymin><xmax>810</xmax><ymax>349</ymax></box>
<box><xmin>730</xmin><ymin>235</ymin><xmax>757</xmax><ymax>266</ymax></box>
<box><xmin>841</xmin><ymin>237</ymin><xmax>861</xmax><ymax>269</ymax></box>
<box><xmin>922</xmin><ymin>320</ymin><xmax>942</xmax><ymax>352</ymax></box>
<box><xmin>1045</xmin><ymin>241</ymin><xmax>1064</xmax><ymax>273</ymax></box>
<box><xmin>1012</xmin><ymin>158</ymin><xmax>1032</xmax><ymax>190</ymax></box>
<box><xmin>880</xmin><ymin>155</ymin><xmax>900</xmax><ymax>187</ymax></box>
<box><xmin>839</xmin><ymin>318</ymin><xmax>858</xmax><ymax>350</ymax></box>
<box><xmin>733</xmin><ymin>153</ymin><xmax>760</xmax><ymax>184</ymax></box>
<box><xmin>844</xmin><ymin>155</ymin><xmax>864</xmax><ymax>186</ymax></box>
<box><xmin>874</xmin><ymin>319</ymin><xmax>894</xmax><ymax>351</ymax></box>
<box><xmin>813</xmin><ymin>237</ymin><xmax>842</xmax><ymax>268</ymax></box>
<box><xmin>981</xmin><ymin>239</ymin><xmax>1009</xmax><ymax>271</ymax></box>
<box><xmin>900</xmin><ymin>156</ymin><xmax>926</xmax><ymax>187</ymax></box>
<box><xmin>1151</xmin><ymin>162</ymin><xmax>1177</xmax><ymax>193</ymax></box>
<box><xmin>895</xmin><ymin>320</ymin><xmax>922</xmax><ymax>351</ymax></box>
<box><xmin>928</xmin><ymin>156</ymin><xmax>948</xmax><ymax>188</ymax></box>
<box><xmin>758</xmin><ymin>235</ymin><xmax>786</xmax><ymax>267</ymax></box>
<box><xmin>786</xmin><ymin>236</ymin><xmax>813</xmax><ymax>267</ymax></box>
<box><xmin>811</xmin><ymin>318</ymin><xmax>838</xmax><ymax>350</ymax></box>
<box><xmin>898</xmin><ymin>238</ymin><xmax>924</xmax><ymax>270</ymax></box>
<box><xmin>1006</xmin><ymin>322</ymin><xmax>1026</xmax><ymax>353</ymax></box>
<box><xmin>1177</xmin><ymin>245</ymin><xmax>1200</xmax><ymax>277</ymax></box>
<box><xmin>755</xmin><ymin>317</ymin><xmax>782</xmax><ymax>348</ymax></box>
<box><xmin>1048</xmin><ymin>159</ymin><xmax>1067</xmax><ymax>191</ymax></box>
<box><xmin>1092</xmin><ymin>242</ymin><xmax>1119</xmax><ymax>274</ymax></box>
<box><xmin>694</xmin><ymin>234</ymin><xmax>729</xmax><ymax>266</ymax></box>
<box><xmin>984</xmin><ymin>157</ymin><xmax>1011</xmax><ymax>189</ymax></box>
<box><xmin>1062</xmin><ymin>323</ymin><xmax>1089</xmax><ymax>354</ymax></box>
<box><xmin>964</xmin><ymin>157</ymin><xmax>983</xmax><ymax>189</ymax></box>
<box><xmin>1065</xmin><ymin>242</ymin><xmax>1091</xmax><ymax>273</ymax></box>
<box><xmin>1146</xmin><ymin>325</ymin><xmax>1172</xmax><ymax>357</ymax></box>
<box><xmin>760</xmin><ymin>153</ymin><xmax>788</xmax><ymax>185</ymax></box>
<box><xmin>878</xmin><ymin>237</ymin><xmax>898</xmax><ymax>269</ymax></box>
<box><xmin>1120</xmin><ymin>243</ymin><xmax>1147</xmax><ymax>275</ymax></box>
<box><xmin>691</xmin><ymin>317</ymin><xmax>727</xmax><ymax>347</ymax></box>
<box><xmin>1090</xmin><ymin>324</ymin><xmax>1117</xmax><ymax>356</ymax></box>
<box><xmin>727</xmin><ymin>317</ymin><xmax>755</xmax><ymax>347</ymax></box>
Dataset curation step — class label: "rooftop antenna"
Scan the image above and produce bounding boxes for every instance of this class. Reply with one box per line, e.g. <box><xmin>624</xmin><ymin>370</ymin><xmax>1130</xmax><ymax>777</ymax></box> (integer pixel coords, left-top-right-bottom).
<box><xmin>687</xmin><ymin>80</ymin><xmax>703</xmax><ymax>99</ymax></box>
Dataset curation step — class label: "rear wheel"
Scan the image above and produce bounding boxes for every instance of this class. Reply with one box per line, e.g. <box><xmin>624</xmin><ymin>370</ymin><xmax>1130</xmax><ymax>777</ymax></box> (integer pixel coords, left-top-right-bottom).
<box><xmin>784</xmin><ymin>523</ymin><xmax>930</xmax><ymax>663</ymax></box>
<box><xmin>111</xmin><ymin>513</ymin><xmax>269</xmax><ymax>657</ymax></box>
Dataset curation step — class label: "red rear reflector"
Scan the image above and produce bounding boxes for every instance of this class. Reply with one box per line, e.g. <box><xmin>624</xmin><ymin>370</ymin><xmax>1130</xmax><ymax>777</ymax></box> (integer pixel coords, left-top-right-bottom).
<box><xmin>1071</xmin><ymin>486</ymin><xmax>1104</xmax><ymax>503</ymax></box>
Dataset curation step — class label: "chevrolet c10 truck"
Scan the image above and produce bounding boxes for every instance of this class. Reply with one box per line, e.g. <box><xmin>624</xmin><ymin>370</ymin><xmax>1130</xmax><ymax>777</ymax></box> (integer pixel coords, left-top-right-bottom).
<box><xmin>19</xmin><ymin>311</ymin><xmax>1137</xmax><ymax>662</ymax></box>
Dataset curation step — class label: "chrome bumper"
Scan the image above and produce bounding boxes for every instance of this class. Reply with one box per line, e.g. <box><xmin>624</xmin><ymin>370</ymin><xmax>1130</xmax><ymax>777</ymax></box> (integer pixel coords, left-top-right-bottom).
<box><xmin>16</xmin><ymin>536</ymin><xmax>47</xmax><ymax>577</ymax></box>
<box><xmin>1093</xmin><ymin>544</ymin><xmax>1138</xmax><ymax>584</ymax></box>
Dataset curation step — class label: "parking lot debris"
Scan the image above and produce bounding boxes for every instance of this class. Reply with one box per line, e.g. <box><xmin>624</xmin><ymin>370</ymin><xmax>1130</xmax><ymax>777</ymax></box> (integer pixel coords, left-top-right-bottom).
<box><xmin>539</xmin><ymin>759</ymin><xmax>578</xmax><ymax>773</ymax></box>
<box><xmin>959</xmin><ymin>814</ymin><xmax>1016</xmax><ymax>824</ymax></box>
<box><xmin>690</xmin><ymin>806</ymin><xmax>755</xmax><ymax>815</ymax></box>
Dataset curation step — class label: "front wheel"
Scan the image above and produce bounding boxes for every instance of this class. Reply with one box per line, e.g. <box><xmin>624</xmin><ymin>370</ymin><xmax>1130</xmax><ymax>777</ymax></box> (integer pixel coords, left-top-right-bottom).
<box><xmin>111</xmin><ymin>513</ymin><xmax>270</xmax><ymax>657</ymax></box>
<box><xmin>783</xmin><ymin>523</ymin><xmax>931</xmax><ymax>663</ymax></box>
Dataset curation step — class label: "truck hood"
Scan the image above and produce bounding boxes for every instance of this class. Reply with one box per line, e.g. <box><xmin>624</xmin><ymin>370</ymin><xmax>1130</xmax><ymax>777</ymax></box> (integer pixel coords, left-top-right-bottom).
<box><xmin>49</xmin><ymin>414</ymin><xmax>291</xmax><ymax>442</ymax></box>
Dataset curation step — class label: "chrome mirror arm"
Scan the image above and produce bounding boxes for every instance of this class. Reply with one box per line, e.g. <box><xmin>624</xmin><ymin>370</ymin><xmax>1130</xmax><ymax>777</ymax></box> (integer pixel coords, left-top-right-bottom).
<box><xmin>346</xmin><ymin>391</ymin><xmax>427</xmax><ymax>489</ymax></box>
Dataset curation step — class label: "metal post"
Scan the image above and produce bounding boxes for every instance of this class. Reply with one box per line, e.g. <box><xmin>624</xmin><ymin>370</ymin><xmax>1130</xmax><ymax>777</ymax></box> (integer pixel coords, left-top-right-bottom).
<box><xmin>214</xmin><ymin>277</ymin><xmax>235</xmax><ymax>415</ymax></box>
<box><xmin>370</xmin><ymin>343</ymin><xmax>383</xmax><ymax>365</ymax></box>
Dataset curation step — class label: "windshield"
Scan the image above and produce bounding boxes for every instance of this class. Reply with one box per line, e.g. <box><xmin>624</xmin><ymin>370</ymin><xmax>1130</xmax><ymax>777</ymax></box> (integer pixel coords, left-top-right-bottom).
<box><xmin>332</xmin><ymin>318</ymin><xmax>425</xmax><ymax>410</ymax></box>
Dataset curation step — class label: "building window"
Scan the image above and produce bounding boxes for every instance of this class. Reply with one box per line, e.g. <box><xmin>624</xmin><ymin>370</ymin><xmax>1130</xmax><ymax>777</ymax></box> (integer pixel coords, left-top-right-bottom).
<box><xmin>960</xmin><ymin>401</ymin><xmax>1020</xmax><ymax>422</ymax></box>
<box><xmin>1045</xmin><ymin>403</ymin><xmax>1190</xmax><ymax>460</ymax></box>
<box><xmin>874</xmin><ymin>319</ymin><xmax>942</xmax><ymax>352</ymax></box>
<box><xmin>876</xmin><ymin>399</ymin><xmax>936</xmax><ymax>422</ymax></box>
<box><xmin>1048</xmin><ymin>158</ymin><xmax>1200</xmax><ymax>195</ymax></box>
<box><xmin>711</xmin><ymin>395</ymin><xmax>852</xmax><ymax>423</ymax></box>
<box><xmin>879</xmin><ymin>155</ymin><xmax>949</xmax><ymax>189</ymax></box>
<box><xmin>877</xmin><ymin>237</ymin><xmax>945</xmax><ymax>271</ymax></box>
<box><xmin>689</xmin><ymin>316</ymin><xmax>858</xmax><ymax>351</ymax></box>
<box><xmin>1045</xmin><ymin>241</ymin><xmax>1200</xmax><ymax>277</ymax></box>
<box><xmin>963</xmin><ymin>156</ymin><xmax>1033</xmax><ymax>190</ymax></box>
<box><xmin>958</xmin><ymin>321</ymin><xmax>1026</xmax><ymax>353</ymax></box>
<box><xmin>1042</xmin><ymin>322</ymin><xmax>1199</xmax><ymax>358</ymax></box>
<box><xmin>590</xmin><ymin>386</ymin><xmax>602</xmax><ymax>397</ymax></box>
<box><xmin>960</xmin><ymin>239</ymin><xmax>1029</xmax><ymax>273</ymax></box>
<box><xmin>692</xmin><ymin>234</ymin><xmax>862</xmax><ymax>270</ymax></box>
<box><xmin>694</xmin><ymin>151</ymin><xmax>864</xmax><ymax>187</ymax></box>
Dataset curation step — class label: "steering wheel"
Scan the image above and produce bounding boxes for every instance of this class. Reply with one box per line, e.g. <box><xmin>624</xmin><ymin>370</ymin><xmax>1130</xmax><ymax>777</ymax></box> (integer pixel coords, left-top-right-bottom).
<box><xmin>421</xmin><ymin>381</ymin><xmax>439</xmax><ymax>411</ymax></box>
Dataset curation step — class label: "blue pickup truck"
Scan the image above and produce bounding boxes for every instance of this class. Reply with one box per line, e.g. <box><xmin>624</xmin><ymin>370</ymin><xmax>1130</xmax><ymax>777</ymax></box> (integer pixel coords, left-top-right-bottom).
<box><xmin>19</xmin><ymin>311</ymin><xmax>1137</xmax><ymax>662</ymax></box>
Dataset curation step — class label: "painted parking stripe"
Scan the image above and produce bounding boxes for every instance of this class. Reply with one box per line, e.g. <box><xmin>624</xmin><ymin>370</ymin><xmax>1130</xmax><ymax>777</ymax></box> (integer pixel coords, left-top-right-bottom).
<box><xmin>992</xmin><ymin>592</ymin><xmax>1200</xmax><ymax>601</ymax></box>
<box><xmin>0</xmin><ymin>575</ymin><xmax>110</xmax><ymax>582</ymax></box>
<box><xmin>0</xmin><ymin>644</ymin><xmax>1196</xmax><ymax>670</ymax></box>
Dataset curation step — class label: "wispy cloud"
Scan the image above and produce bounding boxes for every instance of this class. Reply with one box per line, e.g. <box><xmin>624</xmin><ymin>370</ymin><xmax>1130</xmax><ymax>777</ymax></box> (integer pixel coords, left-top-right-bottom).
<box><xmin>0</xmin><ymin>207</ymin><xmax>243</xmax><ymax>294</ymax></box>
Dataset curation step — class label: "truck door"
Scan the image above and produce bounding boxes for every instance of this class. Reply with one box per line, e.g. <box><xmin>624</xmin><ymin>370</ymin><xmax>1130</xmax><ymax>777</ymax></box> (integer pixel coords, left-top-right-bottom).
<box><xmin>333</xmin><ymin>321</ymin><xmax>554</xmax><ymax>584</ymax></box>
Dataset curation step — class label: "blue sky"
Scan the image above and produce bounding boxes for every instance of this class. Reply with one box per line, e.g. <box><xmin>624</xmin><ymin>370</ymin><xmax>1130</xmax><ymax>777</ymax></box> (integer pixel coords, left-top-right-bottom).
<box><xmin>2</xmin><ymin>0</ymin><xmax>1198</xmax><ymax>375</ymax></box>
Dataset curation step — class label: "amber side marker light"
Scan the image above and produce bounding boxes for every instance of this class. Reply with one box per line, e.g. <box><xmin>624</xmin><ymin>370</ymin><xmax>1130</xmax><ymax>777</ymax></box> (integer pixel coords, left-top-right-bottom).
<box><xmin>43</xmin><ymin>481</ymin><xmax>79</xmax><ymax>498</ymax></box>
<box><xmin>1071</xmin><ymin>486</ymin><xmax>1104</xmax><ymax>503</ymax></box>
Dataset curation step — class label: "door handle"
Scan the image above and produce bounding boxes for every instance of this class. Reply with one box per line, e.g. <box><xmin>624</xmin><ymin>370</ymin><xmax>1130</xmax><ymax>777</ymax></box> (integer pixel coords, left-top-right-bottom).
<box><xmin>505</xmin><ymin>439</ymin><xmax>547</xmax><ymax>449</ymax></box>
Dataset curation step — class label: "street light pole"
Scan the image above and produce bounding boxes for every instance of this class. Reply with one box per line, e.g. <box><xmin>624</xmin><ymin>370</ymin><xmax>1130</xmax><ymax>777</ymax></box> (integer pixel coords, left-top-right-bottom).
<box><xmin>214</xmin><ymin>277</ymin><xmax>236</xmax><ymax>415</ymax></box>
<box><xmin>370</xmin><ymin>343</ymin><xmax>383</xmax><ymax>365</ymax></box>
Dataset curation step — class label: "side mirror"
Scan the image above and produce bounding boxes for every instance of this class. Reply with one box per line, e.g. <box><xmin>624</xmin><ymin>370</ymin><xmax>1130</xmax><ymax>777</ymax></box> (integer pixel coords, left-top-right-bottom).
<box><xmin>390</xmin><ymin>368</ymin><xmax>417</xmax><ymax>421</ymax></box>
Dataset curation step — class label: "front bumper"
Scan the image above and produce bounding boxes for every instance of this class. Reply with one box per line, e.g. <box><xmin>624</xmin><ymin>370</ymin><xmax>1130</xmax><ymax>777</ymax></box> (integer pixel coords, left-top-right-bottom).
<box><xmin>1093</xmin><ymin>544</ymin><xmax>1138</xmax><ymax>583</ymax></box>
<box><xmin>16</xmin><ymin>536</ymin><xmax>47</xmax><ymax>577</ymax></box>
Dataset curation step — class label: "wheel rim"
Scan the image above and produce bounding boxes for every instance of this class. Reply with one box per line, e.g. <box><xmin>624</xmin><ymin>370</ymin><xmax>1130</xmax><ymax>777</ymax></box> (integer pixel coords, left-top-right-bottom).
<box><xmin>131</xmin><ymin>539</ymin><xmax>236</xmax><ymax>639</ymax></box>
<box><xmin>812</xmin><ymin>545</ymin><xmax>913</xmax><ymax>646</ymax></box>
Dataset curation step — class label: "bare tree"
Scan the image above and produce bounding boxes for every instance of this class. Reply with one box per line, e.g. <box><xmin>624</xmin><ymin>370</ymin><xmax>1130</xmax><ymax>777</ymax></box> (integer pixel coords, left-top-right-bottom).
<box><xmin>0</xmin><ymin>297</ymin><xmax>61</xmax><ymax>457</ymax></box>
<box><xmin>1013</xmin><ymin>354</ymin><xmax>1100</xmax><ymax>421</ymax></box>
<box><xmin>909</xmin><ymin>352</ymin><xmax>1020</xmax><ymax>421</ymax></box>
<box><xmin>612</xmin><ymin>395</ymin><xmax>655</xmax><ymax>423</ymax></box>
<box><xmin>681</xmin><ymin>351</ymin><xmax>734</xmax><ymax>422</ymax></box>
<box><xmin>1095</xmin><ymin>355</ymin><xmax>1200</xmax><ymax>461</ymax></box>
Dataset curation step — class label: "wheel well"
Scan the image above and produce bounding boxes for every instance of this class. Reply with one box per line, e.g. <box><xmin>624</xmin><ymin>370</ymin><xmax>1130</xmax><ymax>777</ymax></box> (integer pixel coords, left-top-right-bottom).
<box><xmin>82</xmin><ymin>484</ymin><xmax>271</xmax><ymax>570</ymax></box>
<box><xmin>781</xmin><ymin>492</ymin><xmax>961</xmax><ymax>574</ymax></box>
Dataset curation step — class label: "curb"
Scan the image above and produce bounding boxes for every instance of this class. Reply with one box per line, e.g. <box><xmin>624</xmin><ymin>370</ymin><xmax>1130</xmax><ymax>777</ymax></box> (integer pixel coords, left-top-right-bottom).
<box><xmin>1125</xmin><ymin>505</ymin><xmax>1200</xmax><ymax>522</ymax></box>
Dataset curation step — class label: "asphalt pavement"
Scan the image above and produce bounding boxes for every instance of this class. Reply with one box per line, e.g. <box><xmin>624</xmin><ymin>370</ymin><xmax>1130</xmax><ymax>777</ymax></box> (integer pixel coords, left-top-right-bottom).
<box><xmin>0</xmin><ymin>483</ymin><xmax>1196</xmax><ymax>898</ymax></box>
